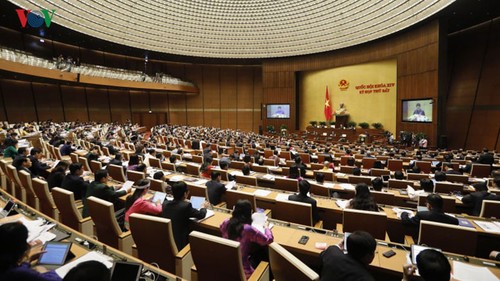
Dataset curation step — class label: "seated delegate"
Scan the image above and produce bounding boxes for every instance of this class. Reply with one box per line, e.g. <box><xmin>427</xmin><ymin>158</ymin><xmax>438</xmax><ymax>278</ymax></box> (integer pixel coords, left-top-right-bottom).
<box><xmin>220</xmin><ymin>200</ymin><xmax>273</xmax><ymax>279</ymax></box>
<box><xmin>0</xmin><ymin>222</ymin><xmax>62</xmax><ymax>281</ymax></box>
<box><xmin>400</xmin><ymin>193</ymin><xmax>458</xmax><ymax>226</ymax></box>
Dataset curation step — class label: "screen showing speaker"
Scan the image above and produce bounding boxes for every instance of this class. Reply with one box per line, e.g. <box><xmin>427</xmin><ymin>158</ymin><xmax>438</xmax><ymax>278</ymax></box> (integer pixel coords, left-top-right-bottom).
<box><xmin>402</xmin><ymin>99</ymin><xmax>432</xmax><ymax>123</ymax></box>
<box><xmin>266</xmin><ymin>104</ymin><xmax>290</xmax><ymax>119</ymax></box>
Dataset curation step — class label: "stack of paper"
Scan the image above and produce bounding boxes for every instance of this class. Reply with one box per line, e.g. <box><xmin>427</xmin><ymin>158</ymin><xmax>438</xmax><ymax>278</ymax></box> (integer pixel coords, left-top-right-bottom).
<box><xmin>473</xmin><ymin>220</ymin><xmax>500</xmax><ymax>233</ymax></box>
<box><xmin>275</xmin><ymin>193</ymin><xmax>290</xmax><ymax>201</ymax></box>
<box><xmin>169</xmin><ymin>175</ymin><xmax>184</xmax><ymax>182</ymax></box>
<box><xmin>225</xmin><ymin>181</ymin><xmax>236</xmax><ymax>190</ymax></box>
<box><xmin>262</xmin><ymin>174</ymin><xmax>275</xmax><ymax>180</ymax></box>
<box><xmin>254</xmin><ymin>190</ymin><xmax>272</xmax><ymax>197</ymax></box>
<box><xmin>392</xmin><ymin>207</ymin><xmax>413</xmax><ymax>219</ymax></box>
<box><xmin>193</xmin><ymin>179</ymin><xmax>208</xmax><ymax>185</ymax></box>
<box><xmin>339</xmin><ymin>183</ymin><xmax>355</xmax><ymax>190</ymax></box>
<box><xmin>336</xmin><ymin>200</ymin><xmax>349</xmax><ymax>209</ymax></box>
<box><xmin>452</xmin><ymin>261</ymin><xmax>497</xmax><ymax>281</ymax></box>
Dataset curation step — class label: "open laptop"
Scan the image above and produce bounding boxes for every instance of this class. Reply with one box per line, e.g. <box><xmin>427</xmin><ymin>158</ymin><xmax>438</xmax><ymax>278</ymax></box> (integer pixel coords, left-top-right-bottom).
<box><xmin>0</xmin><ymin>200</ymin><xmax>16</xmax><ymax>219</ymax></box>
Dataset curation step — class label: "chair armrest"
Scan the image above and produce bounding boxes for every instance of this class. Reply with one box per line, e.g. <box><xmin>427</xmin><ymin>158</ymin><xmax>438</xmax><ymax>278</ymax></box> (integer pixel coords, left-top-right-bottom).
<box><xmin>264</xmin><ymin>209</ymin><xmax>272</xmax><ymax>218</ymax></box>
<box><xmin>176</xmin><ymin>244</ymin><xmax>193</xmax><ymax>279</ymax></box>
<box><xmin>404</xmin><ymin>235</ymin><xmax>415</xmax><ymax>245</ymax></box>
<box><xmin>336</xmin><ymin>223</ymin><xmax>343</xmax><ymax>233</ymax></box>
<box><xmin>248</xmin><ymin>261</ymin><xmax>269</xmax><ymax>281</ymax></box>
<box><xmin>80</xmin><ymin>217</ymin><xmax>92</xmax><ymax>223</ymax></box>
<box><xmin>132</xmin><ymin>244</ymin><xmax>138</xmax><ymax>258</ymax></box>
<box><xmin>119</xmin><ymin>230</ymin><xmax>131</xmax><ymax>238</ymax></box>
<box><xmin>176</xmin><ymin>244</ymin><xmax>191</xmax><ymax>259</ymax></box>
<box><xmin>191</xmin><ymin>265</ymin><xmax>198</xmax><ymax>281</ymax></box>
<box><xmin>314</xmin><ymin>220</ymin><xmax>323</xmax><ymax>229</ymax></box>
<box><xmin>215</xmin><ymin>202</ymin><xmax>226</xmax><ymax>208</ymax></box>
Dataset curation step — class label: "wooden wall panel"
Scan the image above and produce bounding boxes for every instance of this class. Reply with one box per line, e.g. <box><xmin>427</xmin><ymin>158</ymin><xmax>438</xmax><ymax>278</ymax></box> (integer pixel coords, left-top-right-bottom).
<box><xmin>86</xmin><ymin>88</ymin><xmax>111</xmax><ymax>123</ymax></box>
<box><xmin>150</xmin><ymin>93</ymin><xmax>169</xmax><ymax>113</ymax></box>
<box><xmin>130</xmin><ymin>90</ymin><xmax>149</xmax><ymax>112</ymax></box>
<box><xmin>237</xmin><ymin>112</ymin><xmax>254</xmax><ymax>133</ymax></box>
<box><xmin>1</xmin><ymin>80</ymin><xmax>37</xmax><ymax>122</ymax></box>
<box><xmin>220</xmin><ymin>68</ymin><xmax>237</xmax><ymax>130</ymax></box>
<box><xmin>466</xmin><ymin>111</ymin><xmax>500</xmax><ymax>150</ymax></box>
<box><xmin>32</xmin><ymin>83</ymin><xmax>64</xmax><ymax>122</ymax></box>
<box><xmin>168</xmin><ymin>95</ymin><xmax>187</xmax><ymax>125</ymax></box>
<box><xmin>237</xmin><ymin>68</ymin><xmax>255</xmax><ymax>132</ymax></box>
<box><xmin>446</xmin><ymin>19</ymin><xmax>499</xmax><ymax>150</ymax></box>
<box><xmin>0</xmin><ymin>80</ymin><xmax>7</xmax><ymax>121</ymax></box>
<box><xmin>202</xmin><ymin>66</ymin><xmax>221</xmax><ymax>128</ymax></box>
<box><xmin>108</xmin><ymin>89</ymin><xmax>131</xmax><ymax>123</ymax></box>
<box><xmin>184</xmin><ymin>65</ymin><xmax>203</xmax><ymax>126</ymax></box>
<box><xmin>60</xmin><ymin>86</ymin><xmax>88</xmax><ymax>121</ymax></box>
<box><xmin>253</xmin><ymin>68</ymin><xmax>263</xmax><ymax>133</ymax></box>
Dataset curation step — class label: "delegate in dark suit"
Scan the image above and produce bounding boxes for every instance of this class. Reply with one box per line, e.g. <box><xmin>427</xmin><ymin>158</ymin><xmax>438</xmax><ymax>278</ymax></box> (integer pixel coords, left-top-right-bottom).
<box><xmin>28</xmin><ymin>155</ymin><xmax>49</xmax><ymax>177</ymax></box>
<box><xmin>82</xmin><ymin>170</ymin><xmax>126</xmax><ymax>218</ymax></box>
<box><xmin>401</xmin><ymin>209</ymin><xmax>458</xmax><ymax>226</ymax></box>
<box><xmin>477</xmin><ymin>152</ymin><xmax>494</xmax><ymax>165</ymax></box>
<box><xmin>288</xmin><ymin>193</ymin><xmax>320</xmax><ymax>223</ymax></box>
<box><xmin>320</xmin><ymin>246</ymin><xmax>374</xmax><ymax>281</ymax></box>
<box><xmin>401</xmin><ymin>194</ymin><xmax>458</xmax><ymax>226</ymax></box>
<box><xmin>162</xmin><ymin>200</ymin><xmax>206</xmax><ymax>250</ymax></box>
<box><xmin>462</xmin><ymin>183</ymin><xmax>500</xmax><ymax>216</ymax></box>
<box><xmin>162</xmin><ymin>181</ymin><xmax>207</xmax><ymax>250</ymax></box>
<box><xmin>206</xmin><ymin>172</ymin><xmax>226</xmax><ymax>205</ymax></box>
<box><xmin>320</xmin><ymin>231</ymin><xmax>376</xmax><ymax>281</ymax></box>
<box><xmin>288</xmin><ymin>180</ymin><xmax>320</xmax><ymax>223</ymax></box>
<box><xmin>61</xmin><ymin>174</ymin><xmax>89</xmax><ymax>200</ymax></box>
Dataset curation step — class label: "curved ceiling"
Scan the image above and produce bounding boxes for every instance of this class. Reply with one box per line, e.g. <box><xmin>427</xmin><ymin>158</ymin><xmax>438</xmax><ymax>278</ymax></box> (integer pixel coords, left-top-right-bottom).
<box><xmin>10</xmin><ymin>0</ymin><xmax>455</xmax><ymax>59</ymax></box>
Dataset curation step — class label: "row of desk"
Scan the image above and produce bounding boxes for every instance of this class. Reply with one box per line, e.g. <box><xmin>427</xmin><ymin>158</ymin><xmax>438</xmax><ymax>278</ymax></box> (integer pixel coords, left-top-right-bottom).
<box><xmin>158</xmin><ymin>168</ymin><xmax>500</xmax><ymax>259</ymax></box>
<box><xmin>0</xmin><ymin>188</ymin><xmax>183</xmax><ymax>281</ymax></box>
<box><xmin>194</xmin><ymin>207</ymin><xmax>500</xmax><ymax>281</ymax></box>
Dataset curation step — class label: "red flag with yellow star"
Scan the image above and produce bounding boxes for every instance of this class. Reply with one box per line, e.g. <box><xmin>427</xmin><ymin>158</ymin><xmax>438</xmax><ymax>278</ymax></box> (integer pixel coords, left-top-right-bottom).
<box><xmin>324</xmin><ymin>86</ymin><xmax>333</xmax><ymax>121</ymax></box>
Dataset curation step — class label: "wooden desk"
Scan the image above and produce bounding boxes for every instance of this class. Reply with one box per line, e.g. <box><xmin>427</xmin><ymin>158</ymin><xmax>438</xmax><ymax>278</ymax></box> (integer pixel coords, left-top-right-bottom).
<box><xmin>0</xmin><ymin>189</ymin><xmax>183</xmax><ymax>281</ymax></box>
<box><xmin>195</xmin><ymin>210</ymin><xmax>500</xmax><ymax>281</ymax></box>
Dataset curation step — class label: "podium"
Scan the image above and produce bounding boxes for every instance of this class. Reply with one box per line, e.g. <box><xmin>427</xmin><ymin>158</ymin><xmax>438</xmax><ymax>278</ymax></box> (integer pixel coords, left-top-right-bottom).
<box><xmin>335</xmin><ymin>114</ymin><xmax>349</xmax><ymax>128</ymax></box>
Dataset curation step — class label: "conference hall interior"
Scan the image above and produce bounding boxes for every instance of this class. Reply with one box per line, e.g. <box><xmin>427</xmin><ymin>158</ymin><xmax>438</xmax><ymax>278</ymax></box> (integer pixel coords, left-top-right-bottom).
<box><xmin>0</xmin><ymin>1</ymin><xmax>500</xmax><ymax>281</ymax></box>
